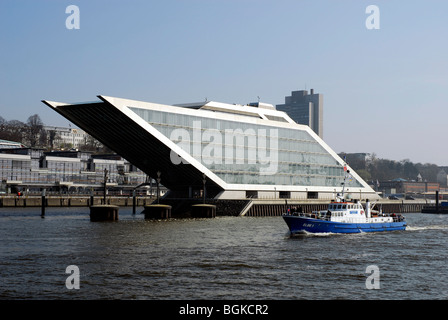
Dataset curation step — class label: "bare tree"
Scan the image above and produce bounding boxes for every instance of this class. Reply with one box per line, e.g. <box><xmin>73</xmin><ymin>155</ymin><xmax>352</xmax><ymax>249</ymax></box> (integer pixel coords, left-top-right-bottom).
<box><xmin>0</xmin><ymin>119</ymin><xmax>26</xmax><ymax>143</ymax></box>
<box><xmin>26</xmin><ymin>114</ymin><xmax>44</xmax><ymax>147</ymax></box>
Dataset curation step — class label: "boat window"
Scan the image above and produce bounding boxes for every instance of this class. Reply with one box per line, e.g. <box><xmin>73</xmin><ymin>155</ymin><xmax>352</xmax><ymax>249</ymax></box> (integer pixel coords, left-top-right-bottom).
<box><xmin>337</xmin><ymin>205</ymin><xmax>341</xmax><ymax>209</ymax></box>
<box><xmin>342</xmin><ymin>205</ymin><xmax>346</xmax><ymax>209</ymax></box>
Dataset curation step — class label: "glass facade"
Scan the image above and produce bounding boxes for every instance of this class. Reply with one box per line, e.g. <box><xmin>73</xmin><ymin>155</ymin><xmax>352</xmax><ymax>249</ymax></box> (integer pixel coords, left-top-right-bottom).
<box><xmin>0</xmin><ymin>151</ymin><xmax>147</xmax><ymax>188</ymax></box>
<box><xmin>0</xmin><ymin>157</ymin><xmax>31</xmax><ymax>182</ymax></box>
<box><xmin>129</xmin><ymin>107</ymin><xmax>363</xmax><ymax>188</ymax></box>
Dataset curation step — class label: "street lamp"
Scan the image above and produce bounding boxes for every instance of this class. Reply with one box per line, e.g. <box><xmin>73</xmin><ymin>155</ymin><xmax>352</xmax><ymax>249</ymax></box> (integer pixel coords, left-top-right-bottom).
<box><xmin>156</xmin><ymin>171</ymin><xmax>161</xmax><ymax>204</ymax></box>
<box><xmin>103</xmin><ymin>168</ymin><xmax>108</xmax><ymax>204</ymax></box>
<box><xmin>202</xmin><ymin>173</ymin><xmax>207</xmax><ymax>204</ymax></box>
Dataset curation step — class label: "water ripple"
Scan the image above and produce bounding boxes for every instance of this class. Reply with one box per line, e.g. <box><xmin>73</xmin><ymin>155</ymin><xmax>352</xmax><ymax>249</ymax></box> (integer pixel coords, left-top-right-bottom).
<box><xmin>1</xmin><ymin>210</ymin><xmax>448</xmax><ymax>299</ymax></box>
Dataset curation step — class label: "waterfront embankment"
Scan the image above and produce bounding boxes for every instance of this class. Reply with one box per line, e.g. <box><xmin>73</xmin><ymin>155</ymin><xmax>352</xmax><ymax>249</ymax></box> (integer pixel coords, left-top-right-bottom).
<box><xmin>242</xmin><ymin>199</ymin><xmax>429</xmax><ymax>216</ymax></box>
<box><xmin>0</xmin><ymin>196</ymin><xmax>430</xmax><ymax>216</ymax></box>
<box><xmin>0</xmin><ymin>195</ymin><xmax>154</xmax><ymax>208</ymax></box>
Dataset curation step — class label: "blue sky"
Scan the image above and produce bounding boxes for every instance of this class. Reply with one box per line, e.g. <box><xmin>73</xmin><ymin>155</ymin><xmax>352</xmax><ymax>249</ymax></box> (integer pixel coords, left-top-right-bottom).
<box><xmin>1</xmin><ymin>0</ymin><xmax>447</xmax><ymax>165</ymax></box>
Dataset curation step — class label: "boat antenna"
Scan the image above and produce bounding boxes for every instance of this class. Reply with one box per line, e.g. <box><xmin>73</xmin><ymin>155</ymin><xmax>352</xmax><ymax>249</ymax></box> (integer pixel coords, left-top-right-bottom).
<box><xmin>340</xmin><ymin>157</ymin><xmax>349</xmax><ymax>200</ymax></box>
<box><xmin>341</xmin><ymin>169</ymin><xmax>350</xmax><ymax>199</ymax></box>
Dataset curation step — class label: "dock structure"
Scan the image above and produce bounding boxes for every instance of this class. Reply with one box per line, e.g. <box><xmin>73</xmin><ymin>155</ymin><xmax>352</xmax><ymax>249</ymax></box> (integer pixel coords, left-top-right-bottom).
<box><xmin>0</xmin><ymin>195</ymin><xmax>154</xmax><ymax>208</ymax></box>
<box><xmin>0</xmin><ymin>195</ymin><xmax>428</xmax><ymax>217</ymax></box>
<box><xmin>157</xmin><ymin>198</ymin><xmax>426</xmax><ymax>217</ymax></box>
<box><xmin>421</xmin><ymin>191</ymin><xmax>448</xmax><ymax>214</ymax></box>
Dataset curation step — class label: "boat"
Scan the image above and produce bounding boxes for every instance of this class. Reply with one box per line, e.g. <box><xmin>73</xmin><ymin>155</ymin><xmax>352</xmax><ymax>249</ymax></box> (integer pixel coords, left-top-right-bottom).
<box><xmin>282</xmin><ymin>169</ymin><xmax>407</xmax><ymax>234</ymax></box>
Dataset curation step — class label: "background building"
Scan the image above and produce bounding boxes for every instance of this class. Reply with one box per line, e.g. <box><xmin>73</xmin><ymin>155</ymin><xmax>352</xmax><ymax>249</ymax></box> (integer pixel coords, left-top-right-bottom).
<box><xmin>43</xmin><ymin>125</ymin><xmax>89</xmax><ymax>149</ymax></box>
<box><xmin>378</xmin><ymin>178</ymin><xmax>439</xmax><ymax>195</ymax></box>
<box><xmin>0</xmin><ymin>147</ymin><xmax>156</xmax><ymax>195</ymax></box>
<box><xmin>276</xmin><ymin>89</ymin><xmax>323</xmax><ymax>138</ymax></box>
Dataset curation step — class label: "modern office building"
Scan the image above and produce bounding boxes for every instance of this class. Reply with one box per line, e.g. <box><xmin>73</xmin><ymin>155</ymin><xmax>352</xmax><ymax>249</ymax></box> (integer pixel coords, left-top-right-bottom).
<box><xmin>276</xmin><ymin>89</ymin><xmax>323</xmax><ymax>138</ymax></box>
<box><xmin>42</xmin><ymin>95</ymin><xmax>378</xmax><ymax>200</ymax></box>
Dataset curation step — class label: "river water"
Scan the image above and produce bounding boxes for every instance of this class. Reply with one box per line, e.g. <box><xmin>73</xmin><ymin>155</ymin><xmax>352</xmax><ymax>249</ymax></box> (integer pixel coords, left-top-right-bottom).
<box><xmin>1</xmin><ymin>207</ymin><xmax>447</xmax><ymax>301</ymax></box>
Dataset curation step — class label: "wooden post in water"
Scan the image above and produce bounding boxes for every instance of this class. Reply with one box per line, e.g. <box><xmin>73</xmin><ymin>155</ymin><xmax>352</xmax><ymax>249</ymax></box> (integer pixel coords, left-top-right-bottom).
<box><xmin>41</xmin><ymin>188</ymin><xmax>46</xmax><ymax>218</ymax></box>
<box><xmin>132</xmin><ymin>189</ymin><xmax>136</xmax><ymax>214</ymax></box>
<box><xmin>90</xmin><ymin>188</ymin><xmax>94</xmax><ymax>207</ymax></box>
<box><xmin>436</xmin><ymin>190</ymin><xmax>439</xmax><ymax>213</ymax></box>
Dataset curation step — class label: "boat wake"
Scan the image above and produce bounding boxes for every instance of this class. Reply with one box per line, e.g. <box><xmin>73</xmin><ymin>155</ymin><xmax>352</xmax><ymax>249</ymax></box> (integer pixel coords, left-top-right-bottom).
<box><xmin>286</xmin><ymin>228</ymin><xmax>382</xmax><ymax>239</ymax></box>
<box><xmin>406</xmin><ymin>225</ymin><xmax>448</xmax><ymax>232</ymax></box>
<box><xmin>287</xmin><ymin>231</ymin><xmax>338</xmax><ymax>238</ymax></box>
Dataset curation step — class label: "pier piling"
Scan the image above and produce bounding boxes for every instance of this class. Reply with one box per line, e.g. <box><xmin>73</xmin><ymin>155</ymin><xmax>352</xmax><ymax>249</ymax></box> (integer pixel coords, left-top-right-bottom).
<box><xmin>191</xmin><ymin>204</ymin><xmax>216</xmax><ymax>218</ymax></box>
<box><xmin>132</xmin><ymin>190</ymin><xmax>136</xmax><ymax>214</ymax></box>
<box><xmin>143</xmin><ymin>204</ymin><xmax>172</xmax><ymax>219</ymax></box>
<box><xmin>89</xmin><ymin>205</ymin><xmax>119</xmax><ymax>221</ymax></box>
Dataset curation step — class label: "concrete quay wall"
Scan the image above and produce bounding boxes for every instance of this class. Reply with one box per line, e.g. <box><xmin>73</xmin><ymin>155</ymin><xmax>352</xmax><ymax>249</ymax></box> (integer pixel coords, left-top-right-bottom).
<box><xmin>0</xmin><ymin>196</ymin><xmax>429</xmax><ymax>216</ymax></box>
<box><xmin>0</xmin><ymin>196</ymin><xmax>154</xmax><ymax>208</ymax></box>
<box><xmin>244</xmin><ymin>199</ymin><xmax>428</xmax><ymax>216</ymax></box>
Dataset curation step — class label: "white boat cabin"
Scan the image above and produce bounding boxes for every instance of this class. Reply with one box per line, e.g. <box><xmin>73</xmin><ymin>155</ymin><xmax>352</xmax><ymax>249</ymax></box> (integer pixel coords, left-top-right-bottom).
<box><xmin>317</xmin><ymin>200</ymin><xmax>394</xmax><ymax>224</ymax></box>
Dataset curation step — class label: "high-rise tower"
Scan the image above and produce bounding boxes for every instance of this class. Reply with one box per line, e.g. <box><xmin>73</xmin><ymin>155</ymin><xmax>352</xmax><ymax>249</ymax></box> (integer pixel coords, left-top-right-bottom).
<box><xmin>276</xmin><ymin>89</ymin><xmax>323</xmax><ymax>138</ymax></box>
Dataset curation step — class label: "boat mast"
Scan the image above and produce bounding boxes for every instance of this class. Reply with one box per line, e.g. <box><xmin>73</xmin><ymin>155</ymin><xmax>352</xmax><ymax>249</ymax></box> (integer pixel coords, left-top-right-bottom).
<box><xmin>341</xmin><ymin>171</ymin><xmax>349</xmax><ymax>200</ymax></box>
<box><xmin>340</xmin><ymin>160</ymin><xmax>350</xmax><ymax>200</ymax></box>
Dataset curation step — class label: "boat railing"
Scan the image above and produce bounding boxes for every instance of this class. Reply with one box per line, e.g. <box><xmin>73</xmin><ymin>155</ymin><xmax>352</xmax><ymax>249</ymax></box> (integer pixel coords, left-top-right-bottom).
<box><xmin>288</xmin><ymin>212</ymin><xmax>317</xmax><ymax>218</ymax></box>
<box><xmin>287</xmin><ymin>211</ymin><xmax>332</xmax><ymax>221</ymax></box>
<box><xmin>391</xmin><ymin>214</ymin><xmax>405</xmax><ymax>222</ymax></box>
<box><xmin>287</xmin><ymin>211</ymin><xmax>405</xmax><ymax>223</ymax></box>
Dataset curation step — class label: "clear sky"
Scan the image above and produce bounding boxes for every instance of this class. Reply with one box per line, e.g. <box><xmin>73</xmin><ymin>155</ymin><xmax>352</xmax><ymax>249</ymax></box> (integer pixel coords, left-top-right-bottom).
<box><xmin>1</xmin><ymin>0</ymin><xmax>447</xmax><ymax>165</ymax></box>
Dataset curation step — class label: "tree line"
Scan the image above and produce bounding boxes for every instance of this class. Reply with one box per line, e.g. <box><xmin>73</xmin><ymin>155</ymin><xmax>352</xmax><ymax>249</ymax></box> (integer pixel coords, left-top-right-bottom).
<box><xmin>342</xmin><ymin>153</ymin><xmax>445</xmax><ymax>185</ymax></box>
<box><xmin>0</xmin><ymin>114</ymin><xmax>47</xmax><ymax>147</ymax></box>
<box><xmin>0</xmin><ymin>114</ymin><xmax>110</xmax><ymax>152</ymax></box>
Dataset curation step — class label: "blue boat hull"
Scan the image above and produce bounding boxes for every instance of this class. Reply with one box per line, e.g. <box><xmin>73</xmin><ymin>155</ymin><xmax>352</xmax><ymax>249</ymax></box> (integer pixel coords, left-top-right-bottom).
<box><xmin>283</xmin><ymin>215</ymin><xmax>407</xmax><ymax>234</ymax></box>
